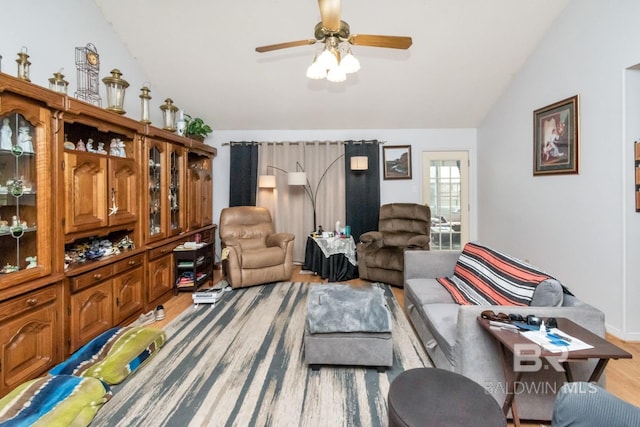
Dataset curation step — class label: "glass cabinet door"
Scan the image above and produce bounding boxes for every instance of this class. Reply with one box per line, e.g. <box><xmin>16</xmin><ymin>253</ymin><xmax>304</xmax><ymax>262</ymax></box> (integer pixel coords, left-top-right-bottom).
<box><xmin>0</xmin><ymin>107</ymin><xmax>52</xmax><ymax>287</ymax></box>
<box><xmin>147</xmin><ymin>142</ymin><xmax>167</xmax><ymax>241</ymax></box>
<box><xmin>168</xmin><ymin>145</ymin><xmax>185</xmax><ymax>235</ymax></box>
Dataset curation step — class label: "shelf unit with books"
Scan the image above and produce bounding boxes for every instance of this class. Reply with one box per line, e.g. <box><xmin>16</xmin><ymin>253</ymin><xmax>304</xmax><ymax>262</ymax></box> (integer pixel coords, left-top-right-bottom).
<box><xmin>173</xmin><ymin>241</ymin><xmax>214</xmax><ymax>293</ymax></box>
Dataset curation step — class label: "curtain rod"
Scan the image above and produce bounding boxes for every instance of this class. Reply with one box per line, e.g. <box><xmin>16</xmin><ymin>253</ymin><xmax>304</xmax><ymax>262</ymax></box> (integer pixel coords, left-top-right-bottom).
<box><xmin>223</xmin><ymin>140</ymin><xmax>385</xmax><ymax>146</ymax></box>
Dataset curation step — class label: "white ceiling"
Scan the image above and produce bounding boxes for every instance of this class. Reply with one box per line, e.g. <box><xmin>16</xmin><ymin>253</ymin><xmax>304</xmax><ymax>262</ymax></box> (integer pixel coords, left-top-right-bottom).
<box><xmin>94</xmin><ymin>0</ymin><xmax>569</xmax><ymax>131</ymax></box>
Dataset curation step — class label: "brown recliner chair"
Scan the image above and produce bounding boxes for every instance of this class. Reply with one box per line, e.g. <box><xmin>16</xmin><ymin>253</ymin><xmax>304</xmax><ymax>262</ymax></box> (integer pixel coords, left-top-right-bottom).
<box><xmin>219</xmin><ymin>206</ymin><xmax>295</xmax><ymax>288</ymax></box>
<box><xmin>357</xmin><ymin>203</ymin><xmax>431</xmax><ymax>287</ymax></box>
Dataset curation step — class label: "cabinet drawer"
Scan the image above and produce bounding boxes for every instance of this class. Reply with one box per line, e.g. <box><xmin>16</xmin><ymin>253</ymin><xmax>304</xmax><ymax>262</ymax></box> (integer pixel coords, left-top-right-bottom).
<box><xmin>113</xmin><ymin>254</ymin><xmax>144</xmax><ymax>275</ymax></box>
<box><xmin>0</xmin><ymin>287</ymin><xmax>58</xmax><ymax>323</ymax></box>
<box><xmin>148</xmin><ymin>241</ymin><xmax>181</xmax><ymax>260</ymax></box>
<box><xmin>70</xmin><ymin>265</ymin><xmax>113</xmax><ymax>293</ymax></box>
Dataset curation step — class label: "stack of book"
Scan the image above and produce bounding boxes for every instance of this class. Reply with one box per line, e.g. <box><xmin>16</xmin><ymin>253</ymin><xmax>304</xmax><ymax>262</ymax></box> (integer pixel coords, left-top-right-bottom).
<box><xmin>176</xmin><ymin>272</ymin><xmax>194</xmax><ymax>288</ymax></box>
<box><xmin>175</xmin><ymin>272</ymin><xmax>207</xmax><ymax>288</ymax></box>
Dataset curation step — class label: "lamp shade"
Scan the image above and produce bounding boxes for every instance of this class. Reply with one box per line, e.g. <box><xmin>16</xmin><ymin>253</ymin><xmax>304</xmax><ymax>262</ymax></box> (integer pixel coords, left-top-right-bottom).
<box><xmin>350</xmin><ymin>156</ymin><xmax>369</xmax><ymax>171</ymax></box>
<box><xmin>258</xmin><ymin>175</ymin><xmax>276</xmax><ymax>188</ymax></box>
<box><xmin>288</xmin><ymin>172</ymin><xmax>307</xmax><ymax>186</ymax></box>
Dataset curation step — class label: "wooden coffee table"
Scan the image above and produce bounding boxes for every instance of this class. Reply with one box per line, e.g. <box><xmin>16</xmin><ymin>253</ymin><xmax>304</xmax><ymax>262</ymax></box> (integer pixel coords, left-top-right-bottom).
<box><xmin>479</xmin><ymin>317</ymin><xmax>632</xmax><ymax>427</ymax></box>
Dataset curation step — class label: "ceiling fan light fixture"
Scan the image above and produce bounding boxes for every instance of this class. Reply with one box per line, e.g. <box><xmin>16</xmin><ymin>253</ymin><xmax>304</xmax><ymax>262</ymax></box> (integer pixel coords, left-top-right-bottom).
<box><xmin>327</xmin><ymin>65</ymin><xmax>347</xmax><ymax>83</ymax></box>
<box><xmin>340</xmin><ymin>50</ymin><xmax>360</xmax><ymax>74</ymax></box>
<box><xmin>306</xmin><ymin>61</ymin><xmax>328</xmax><ymax>79</ymax></box>
<box><xmin>316</xmin><ymin>48</ymin><xmax>339</xmax><ymax>70</ymax></box>
<box><xmin>255</xmin><ymin>1</ymin><xmax>413</xmax><ymax>83</ymax></box>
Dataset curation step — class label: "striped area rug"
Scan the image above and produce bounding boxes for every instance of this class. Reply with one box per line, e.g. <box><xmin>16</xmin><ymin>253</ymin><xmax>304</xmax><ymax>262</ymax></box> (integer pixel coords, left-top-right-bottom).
<box><xmin>91</xmin><ymin>282</ymin><xmax>431</xmax><ymax>427</ymax></box>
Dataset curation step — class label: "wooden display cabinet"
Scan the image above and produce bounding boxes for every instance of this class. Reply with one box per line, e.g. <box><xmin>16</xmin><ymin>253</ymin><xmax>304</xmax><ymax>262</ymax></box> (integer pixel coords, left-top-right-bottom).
<box><xmin>146</xmin><ymin>241</ymin><xmax>176</xmax><ymax>309</ymax></box>
<box><xmin>0</xmin><ymin>73</ymin><xmax>217</xmax><ymax>393</ymax></box>
<box><xmin>62</xmin><ymin>121</ymin><xmax>139</xmax><ymax>237</ymax></box>
<box><xmin>0</xmin><ymin>283</ymin><xmax>63</xmax><ymax>397</ymax></box>
<box><xmin>109</xmin><ymin>155</ymin><xmax>138</xmax><ymax>227</ymax></box>
<box><xmin>69</xmin><ymin>280</ymin><xmax>113</xmax><ymax>352</ymax></box>
<box><xmin>146</xmin><ymin>138</ymin><xmax>168</xmax><ymax>242</ymax></box>
<box><xmin>143</xmin><ymin>133</ymin><xmax>187</xmax><ymax>243</ymax></box>
<box><xmin>168</xmin><ymin>144</ymin><xmax>186</xmax><ymax>236</ymax></box>
<box><xmin>67</xmin><ymin>252</ymin><xmax>144</xmax><ymax>353</ymax></box>
<box><xmin>0</xmin><ymin>92</ymin><xmax>54</xmax><ymax>289</ymax></box>
<box><xmin>187</xmin><ymin>147</ymin><xmax>214</xmax><ymax>230</ymax></box>
<box><xmin>62</xmin><ymin>151</ymin><xmax>107</xmax><ymax>233</ymax></box>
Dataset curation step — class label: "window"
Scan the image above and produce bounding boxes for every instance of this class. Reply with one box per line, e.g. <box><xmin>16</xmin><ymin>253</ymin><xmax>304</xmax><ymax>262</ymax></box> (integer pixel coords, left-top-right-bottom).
<box><xmin>422</xmin><ymin>151</ymin><xmax>469</xmax><ymax>250</ymax></box>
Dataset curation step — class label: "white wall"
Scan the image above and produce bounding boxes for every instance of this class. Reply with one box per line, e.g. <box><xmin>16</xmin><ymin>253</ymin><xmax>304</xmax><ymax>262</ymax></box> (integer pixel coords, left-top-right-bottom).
<box><xmin>0</xmin><ymin>0</ymin><xmax>168</xmax><ymax>126</ymax></box>
<box><xmin>210</xmin><ymin>128</ymin><xmax>478</xmax><ymax>258</ymax></box>
<box><xmin>478</xmin><ymin>0</ymin><xmax>640</xmax><ymax>340</ymax></box>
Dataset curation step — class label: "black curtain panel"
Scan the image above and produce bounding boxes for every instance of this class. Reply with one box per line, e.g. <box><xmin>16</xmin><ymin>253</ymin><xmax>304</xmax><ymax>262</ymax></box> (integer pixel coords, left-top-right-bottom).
<box><xmin>229</xmin><ymin>141</ymin><xmax>258</xmax><ymax>207</ymax></box>
<box><xmin>345</xmin><ymin>140</ymin><xmax>380</xmax><ymax>242</ymax></box>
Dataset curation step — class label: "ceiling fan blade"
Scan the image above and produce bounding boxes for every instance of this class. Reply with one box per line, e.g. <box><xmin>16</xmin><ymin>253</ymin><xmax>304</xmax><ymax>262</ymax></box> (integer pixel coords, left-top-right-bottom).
<box><xmin>318</xmin><ymin>0</ymin><xmax>341</xmax><ymax>31</ymax></box>
<box><xmin>255</xmin><ymin>39</ymin><xmax>317</xmax><ymax>53</ymax></box>
<box><xmin>348</xmin><ymin>34</ymin><xmax>413</xmax><ymax>49</ymax></box>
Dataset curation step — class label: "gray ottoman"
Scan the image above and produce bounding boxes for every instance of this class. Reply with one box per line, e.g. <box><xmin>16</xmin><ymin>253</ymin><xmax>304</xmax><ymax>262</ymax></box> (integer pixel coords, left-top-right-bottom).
<box><xmin>304</xmin><ymin>284</ymin><xmax>393</xmax><ymax>371</ymax></box>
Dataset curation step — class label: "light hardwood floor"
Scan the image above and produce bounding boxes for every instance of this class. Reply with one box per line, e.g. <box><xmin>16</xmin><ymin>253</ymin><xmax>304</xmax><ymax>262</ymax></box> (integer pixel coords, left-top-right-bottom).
<box><xmin>151</xmin><ymin>266</ymin><xmax>639</xmax><ymax>426</ymax></box>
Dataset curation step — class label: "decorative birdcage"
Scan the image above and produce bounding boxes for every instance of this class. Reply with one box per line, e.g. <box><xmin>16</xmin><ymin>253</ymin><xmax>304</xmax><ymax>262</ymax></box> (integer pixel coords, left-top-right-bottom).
<box><xmin>74</xmin><ymin>43</ymin><xmax>101</xmax><ymax>106</ymax></box>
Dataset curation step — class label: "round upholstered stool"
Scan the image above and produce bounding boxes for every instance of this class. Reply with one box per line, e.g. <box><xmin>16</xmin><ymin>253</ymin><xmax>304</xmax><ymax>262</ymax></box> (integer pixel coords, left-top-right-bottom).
<box><xmin>388</xmin><ymin>367</ymin><xmax>506</xmax><ymax>427</ymax></box>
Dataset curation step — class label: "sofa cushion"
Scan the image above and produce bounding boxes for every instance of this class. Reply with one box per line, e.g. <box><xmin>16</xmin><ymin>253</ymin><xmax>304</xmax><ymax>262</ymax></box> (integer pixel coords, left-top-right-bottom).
<box><xmin>530</xmin><ymin>279</ymin><xmax>564</xmax><ymax>307</ymax></box>
<box><xmin>436</xmin><ymin>242</ymin><xmax>555</xmax><ymax>306</ymax></box>
<box><xmin>49</xmin><ymin>326</ymin><xmax>166</xmax><ymax>385</ymax></box>
<box><xmin>421</xmin><ymin>303</ymin><xmax>459</xmax><ymax>363</ymax></box>
<box><xmin>405</xmin><ymin>278</ymin><xmax>456</xmax><ymax>306</ymax></box>
<box><xmin>0</xmin><ymin>375</ymin><xmax>111</xmax><ymax>427</ymax></box>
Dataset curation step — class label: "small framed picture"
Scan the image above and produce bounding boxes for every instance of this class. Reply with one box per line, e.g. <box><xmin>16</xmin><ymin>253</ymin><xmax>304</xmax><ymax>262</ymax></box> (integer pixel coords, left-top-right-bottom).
<box><xmin>383</xmin><ymin>145</ymin><xmax>412</xmax><ymax>180</ymax></box>
<box><xmin>533</xmin><ymin>95</ymin><xmax>579</xmax><ymax>176</ymax></box>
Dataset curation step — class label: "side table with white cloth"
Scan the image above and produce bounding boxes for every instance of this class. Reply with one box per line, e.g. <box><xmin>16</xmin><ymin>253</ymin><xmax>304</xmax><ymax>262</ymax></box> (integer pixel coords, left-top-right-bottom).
<box><xmin>303</xmin><ymin>235</ymin><xmax>358</xmax><ymax>281</ymax></box>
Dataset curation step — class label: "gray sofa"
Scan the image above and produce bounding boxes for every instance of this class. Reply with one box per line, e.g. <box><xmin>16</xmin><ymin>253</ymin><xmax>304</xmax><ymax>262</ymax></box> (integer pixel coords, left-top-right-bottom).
<box><xmin>404</xmin><ymin>249</ymin><xmax>606</xmax><ymax>422</ymax></box>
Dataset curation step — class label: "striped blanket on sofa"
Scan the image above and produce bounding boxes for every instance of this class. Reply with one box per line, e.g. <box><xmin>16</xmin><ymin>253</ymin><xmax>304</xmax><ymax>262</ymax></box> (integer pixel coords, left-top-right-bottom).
<box><xmin>436</xmin><ymin>242</ymin><xmax>555</xmax><ymax>306</ymax></box>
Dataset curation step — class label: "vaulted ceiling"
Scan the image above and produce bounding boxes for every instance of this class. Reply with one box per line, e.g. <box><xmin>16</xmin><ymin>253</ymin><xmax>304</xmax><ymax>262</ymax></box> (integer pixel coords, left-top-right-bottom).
<box><xmin>94</xmin><ymin>0</ymin><xmax>569</xmax><ymax>131</ymax></box>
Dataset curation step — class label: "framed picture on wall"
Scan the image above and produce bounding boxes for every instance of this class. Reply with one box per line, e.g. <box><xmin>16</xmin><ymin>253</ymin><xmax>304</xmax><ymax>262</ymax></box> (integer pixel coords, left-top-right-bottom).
<box><xmin>383</xmin><ymin>145</ymin><xmax>412</xmax><ymax>179</ymax></box>
<box><xmin>533</xmin><ymin>95</ymin><xmax>579</xmax><ymax>176</ymax></box>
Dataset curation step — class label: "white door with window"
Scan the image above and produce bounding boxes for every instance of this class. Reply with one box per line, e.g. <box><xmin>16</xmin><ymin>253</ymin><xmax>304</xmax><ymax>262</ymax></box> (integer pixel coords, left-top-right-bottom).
<box><xmin>422</xmin><ymin>151</ymin><xmax>469</xmax><ymax>250</ymax></box>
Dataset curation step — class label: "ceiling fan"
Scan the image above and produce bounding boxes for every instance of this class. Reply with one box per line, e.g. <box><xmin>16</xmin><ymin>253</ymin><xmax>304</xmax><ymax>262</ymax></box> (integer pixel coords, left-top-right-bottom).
<box><xmin>255</xmin><ymin>0</ymin><xmax>412</xmax><ymax>82</ymax></box>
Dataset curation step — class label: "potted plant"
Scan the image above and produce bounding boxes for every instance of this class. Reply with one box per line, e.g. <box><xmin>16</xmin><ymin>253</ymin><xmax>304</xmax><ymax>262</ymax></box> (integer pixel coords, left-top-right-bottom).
<box><xmin>184</xmin><ymin>115</ymin><xmax>213</xmax><ymax>141</ymax></box>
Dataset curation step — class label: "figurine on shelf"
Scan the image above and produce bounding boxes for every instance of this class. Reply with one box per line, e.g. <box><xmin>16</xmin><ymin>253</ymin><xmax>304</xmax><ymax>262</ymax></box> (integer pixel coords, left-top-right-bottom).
<box><xmin>25</xmin><ymin>256</ymin><xmax>37</xmax><ymax>269</ymax></box>
<box><xmin>96</xmin><ymin>141</ymin><xmax>106</xmax><ymax>154</ymax></box>
<box><xmin>117</xmin><ymin>139</ymin><xmax>126</xmax><ymax>157</ymax></box>
<box><xmin>117</xmin><ymin>235</ymin><xmax>135</xmax><ymax>251</ymax></box>
<box><xmin>1</xmin><ymin>118</ymin><xmax>12</xmax><ymax>150</ymax></box>
<box><xmin>63</xmin><ymin>134</ymin><xmax>75</xmax><ymax>150</ymax></box>
<box><xmin>0</xmin><ymin>263</ymin><xmax>19</xmax><ymax>274</ymax></box>
<box><xmin>109</xmin><ymin>138</ymin><xmax>119</xmax><ymax>156</ymax></box>
<box><xmin>21</xmin><ymin>175</ymin><xmax>32</xmax><ymax>193</ymax></box>
<box><xmin>86</xmin><ymin>138</ymin><xmax>95</xmax><ymax>153</ymax></box>
<box><xmin>17</xmin><ymin>121</ymin><xmax>33</xmax><ymax>153</ymax></box>
<box><xmin>76</xmin><ymin>139</ymin><xmax>86</xmax><ymax>151</ymax></box>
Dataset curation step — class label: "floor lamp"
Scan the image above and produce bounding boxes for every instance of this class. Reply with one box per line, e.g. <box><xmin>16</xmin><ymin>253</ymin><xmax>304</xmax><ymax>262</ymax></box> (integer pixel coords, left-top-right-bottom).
<box><xmin>259</xmin><ymin>155</ymin><xmax>368</xmax><ymax>233</ymax></box>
